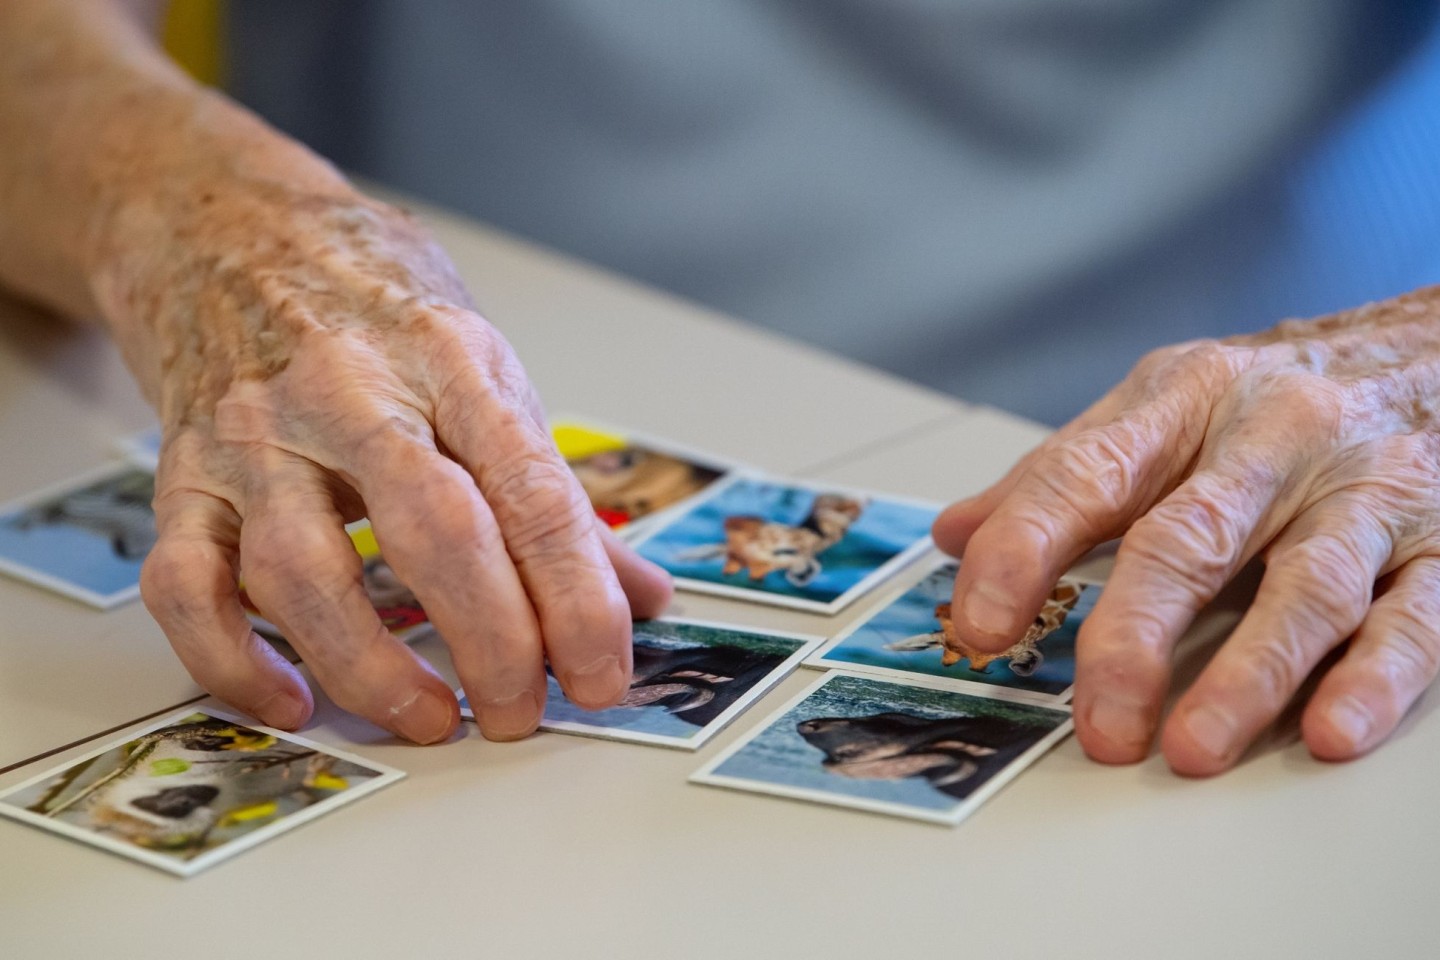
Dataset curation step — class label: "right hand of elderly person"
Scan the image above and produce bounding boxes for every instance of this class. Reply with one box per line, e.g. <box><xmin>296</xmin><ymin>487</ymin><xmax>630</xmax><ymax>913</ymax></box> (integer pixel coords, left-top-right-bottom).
<box><xmin>0</xmin><ymin>0</ymin><xmax>669</xmax><ymax>746</ymax></box>
<box><xmin>116</xmin><ymin>165</ymin><xmax>671</xmax><ymax>745</ymax></box>
<box><xmin>69</xmin><ymin>87</ymin><xmax>673</xmax><ymax>747</ymax></box>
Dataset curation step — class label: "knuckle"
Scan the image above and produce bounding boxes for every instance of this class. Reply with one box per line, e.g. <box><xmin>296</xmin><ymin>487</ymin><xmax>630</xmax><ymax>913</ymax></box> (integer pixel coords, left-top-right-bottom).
<box><xmin>1371</xmin><ymin>594</ymin><xmax>1440</xmax><ymax>684</ymax></box>
<box><xmin>1271</xmin><ymin>537</ymin><xmax>1373</xmax><ymax>630</ymax></box>
<box><xmin>1240</xmin><ymin>635</ymin><xmax>1310</xmax><ymax>707</ymax></box>
<box><xmin>486</xmin><ymin>453</ymin><xmax>596</xmax><ymax>557</ymax></box>
<box><xmin>1172</xmin><ymin>340</ymin><xmax>1242</xmax><ymax>387</ymax></box>
<box><xmin>1082</xmin><ymin>605</ymin><xmax>1172</xmax><ymax>667</ymax></box>
<box><xmin>1122</xmin><ymin>496</ymin><xmax>1239</xmax><ymax>600</ymax></box>
<box><xmin>243</xmin><ymin>526</ymin><xmax>357</xmax><ymax>622</ymax></box>
<box><xmin>1272</xmin><ymin>375</ymin><xmax>1347</xmax><ymax>440</ymax></box>
<box><xmin>1032</xmin><ymin>425</ymin><xmax>1145</xmax><ymax>529</ymax></box>
<box><xmin>141</xmin><ymin>539</ymin><xmax>223</xmax><ymax>618</ymax></box>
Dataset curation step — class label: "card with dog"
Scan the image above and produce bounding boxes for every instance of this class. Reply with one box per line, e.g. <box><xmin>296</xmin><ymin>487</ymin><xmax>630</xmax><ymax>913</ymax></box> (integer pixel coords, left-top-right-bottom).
<box><xmin>240</xmin><ymin>522</ymin><xmax>432</xmax><ymax>645</ymax></box>
<box><xmin>552</xmin><ymin>417</ymin><xmax>741</xmax><ymax>537</ymax></box>
<box><xmin>690</xmin><ymin>671</ymin><xmax>1072</xmax><ymax>826</ymax></box>
<box><xmin>0</xmin><ymin>463</ymin><xmax>156</xmax><ymax>608</ymax></box>
<box><xmin>0</xmin><ymin>709</ymin><xmax>404</xmax><ymax>877</ymax></box>
<box><xmin>457</xmin><ymin>618</ymin><xmax>823</xmax><ymax>749</ymax></box>
<box><xmin>628</xmin><ymin>473</ymin><xmax>938</xmax><ymax>614</ymax></box>
<box><xmin>806</xmin><ymin>558</ymin><xmax>1096</xmax><ymax>704</ymax></box>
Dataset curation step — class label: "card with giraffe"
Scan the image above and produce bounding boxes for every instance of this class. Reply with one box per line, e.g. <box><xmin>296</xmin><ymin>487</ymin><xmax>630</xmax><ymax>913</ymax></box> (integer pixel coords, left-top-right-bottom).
<box><xmin>629</xmin><ymin>473</ymin><xmax>938</xmax><ymax>614</ymax></box>
<box><xmin>0</xmin><ymin>708</ymin><xmax>404</xmax><ymax>877</ymax></box>
<box><xmin>805</xmin><ymin>556</ymin><xmax>1099</xmax><ymax>704</ymax></box>
<box><xmin>0</xmin><ymin>462</ymin><xmax>156</xmax><ymax>608</ymax></box>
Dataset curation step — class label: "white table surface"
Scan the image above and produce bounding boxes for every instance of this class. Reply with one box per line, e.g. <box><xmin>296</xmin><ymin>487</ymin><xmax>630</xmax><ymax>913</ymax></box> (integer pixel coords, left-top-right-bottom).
<box><xmin>1</xmin><ymin>196</ymin><xmax>1436</xmax><ymax>960</ymax></box>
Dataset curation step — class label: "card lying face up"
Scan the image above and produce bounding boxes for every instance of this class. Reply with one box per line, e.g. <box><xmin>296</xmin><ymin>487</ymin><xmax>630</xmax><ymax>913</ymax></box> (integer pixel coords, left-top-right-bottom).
<box><xmin>806</xmin><ymin>558</ymin><xmax>1096</xmax><ymax>704</ymax></box>
<box><xmin>552</xmin><ymin>418</ymin><xmax>739</xmax><ymax>538</ymax></box>
<box><xmin>0</xmin><ymin>463</ymin><xmax>156</xmax><ymax>608</ymax></box>
<box><xmin>241</xmin><ymin>522</ymin><xmax>432</xmax><ymax>645</ymax></box>
<box><xmin>459</xmin><ymin>618</ymin><xmax>823</xmax><ymax>749</ymax></box>
<box><xmin>0</xmin><ymin>710</ymin><xmax>404</xmax><ymax>877</ymax></box>
<box><xmin>629</xmin><ymin>473</ymin><xmax>938</xmax><ymax>614</ymax></box>
<box><xmin>690</xmin><ymin>672</ymin><xmax>1072</xmax><ymax>826</ymax></box>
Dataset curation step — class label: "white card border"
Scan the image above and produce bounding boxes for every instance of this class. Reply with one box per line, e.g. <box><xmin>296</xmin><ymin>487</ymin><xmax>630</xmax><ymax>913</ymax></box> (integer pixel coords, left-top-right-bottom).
<box><xmin>804</xmin><ymin>556</ymin><xmax>1105</xmax><ymax>706</ymax></box>
<box><xmin>689</xmin><ymin>670</ymin><xmax>1074</xmax><ymax>826</ymax></box>
<box><xmin>0</xmin><ymin>461</ymin><xmax>156</xmax><ymax>609</ymax></box>
<box><xmin>628</xmin><ymin>471</ymin><xmax>940</xmax><ymax>615</ymax></box>
<box><xmin>0</xmin><ymin>706</ymin><xmax>405</xmax><ymax>877</ymax></box>
<box><xmin>458</xmin><ymin>616</ymin><xmax>825</xmax><ymax>750</ymax></box>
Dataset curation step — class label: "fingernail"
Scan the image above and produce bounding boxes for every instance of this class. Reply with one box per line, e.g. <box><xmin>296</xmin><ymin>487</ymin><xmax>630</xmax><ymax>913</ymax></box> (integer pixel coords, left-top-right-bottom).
<box><xmin>256</xmin><ymin>690</ymin><xmax>306</xmax><ymax>730</ymax></box>
<box><xmin>1087</xmin><ymin>695</ymin><xmax>1152</xmax><ymax>748</ymax></box>
<box><xmin>565</xmin><ymin>655</ymin><xmax>626</xmax><ymax>707</ymax></box>
<box><xmin>961</xmin><ymin>581</ymin><xmax>1017</xmax><ymax>639</ymax></box>
<box><xmin>1182</xmin><ymin>705</ymin><xmax>1238</xmax><ymax>761</ymax></box>
<box><xmin>390</xmin><ymin>689</ymin><xmax>455</xmax><ymax>745</ymax></box>
<box><xmin>1327</xmin><ymin>696</ymin><xmax>1374</xmax><ymax>750</ymax></box>
<box><xmin>480</xmin><ymin>689</ymin><xmax>540</xmax><ymax>740</ymax></box>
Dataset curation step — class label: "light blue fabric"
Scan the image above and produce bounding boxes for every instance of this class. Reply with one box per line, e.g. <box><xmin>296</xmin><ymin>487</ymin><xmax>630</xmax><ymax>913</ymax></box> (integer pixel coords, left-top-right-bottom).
<box><xmin>228</xmin><ymin>1</ymin><xmax>1440</xmax><ymax>424</ymax></box>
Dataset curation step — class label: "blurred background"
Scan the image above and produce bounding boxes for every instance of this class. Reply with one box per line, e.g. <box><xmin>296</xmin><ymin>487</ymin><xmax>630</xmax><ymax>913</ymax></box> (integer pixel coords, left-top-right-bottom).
<box><xmin>167</xmin><ymin>1</ymin><xmax>1440</xmax><ymax>426</ymax></box>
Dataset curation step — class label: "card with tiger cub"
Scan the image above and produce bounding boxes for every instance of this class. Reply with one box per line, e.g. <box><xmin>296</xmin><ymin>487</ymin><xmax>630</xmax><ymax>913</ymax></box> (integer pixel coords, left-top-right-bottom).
<box><xmin>629</xmin><ymin>473</ymin><xmax>938</xmax><ymax>614</ymax></box>
<box><xmin>551</xmin><ymin>417</ymin><xmax>743</xmax><ymax>539</ymax></box>
<box><xmin>0</xmin><ymin>708</ymin><xmax>404</xmax><ymax>877</ymax></box>
<box><xmin>806</xmin><ymin>557</ymin><xmax>1099</xmax><ymax>704</ymax></box>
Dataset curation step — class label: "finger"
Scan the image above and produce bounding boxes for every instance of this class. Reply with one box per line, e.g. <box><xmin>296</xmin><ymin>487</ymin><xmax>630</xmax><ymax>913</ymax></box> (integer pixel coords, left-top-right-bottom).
<box><xmin>239</xmin><ymin>451</ymin><xmax>458</xmax><ymax>744</ymax></box>
<box><xmin>432</xmin><ymin>368</ymin><xmax>635</xmax><ymax>711</ymax></box>
<box><xmin>949</xmin><ymin>404</ymin><xmax>1198</xmax><ymax>657</ymax></box>
<box><xmin>1072</xmin><ymin>462</ymin><xmax>1298</xmax><ymax>763</ymax></box>
<box><xmin>142</xmin><ymin>485</ymin><xmax>313</xmax><ymax>730</ymax></box>
<box><xmin>1160</xmin><ymin>497</ymin><xmax>1391</xmax><ymax>775</ymax></box>
<box><xmin>933</xmin><ymin>394</ymin><xmax>1121</xmax><ymax>557</ymax></box>
<box><xmin>351</xmin><ymin>434</ymin><xmax>549</xmax><ymax>741</ymax></box>
<box><xmin>601</xmin><ymin>526</ymin><xmax>673</xmax><ymax>619</ymax></box>
<box><xmin>1302</xmin><ymin>555</ymin><xmax>1440</xmax><ymax>761</ymax></box>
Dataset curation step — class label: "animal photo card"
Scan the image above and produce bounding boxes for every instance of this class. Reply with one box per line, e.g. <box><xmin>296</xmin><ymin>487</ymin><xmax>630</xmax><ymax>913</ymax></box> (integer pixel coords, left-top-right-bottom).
<box><xmin>0</xmin><ymin>463</ymin><xmax>156</xmax><ymax>608</ymax></box>
<box><xmin>459</xmin><ymin>618</ymin><xmax>823</xmax><ymax>749</ymax></box>
<box><xmin>807</xmin><ymin>558</ymin><xmax>1095</xmax><ymax>703</ymax></box>
<box><xmin>552</xmin><ymin>417</ymin><xmax>740</xmax><ymax>537</ymax></box>
<box><xmin>0</xmin><ymin>710</ymin><xmax>404</xmax><ymax>877</ymax></box>
<box><xmin>240</xmin><ymin>522</ymin><xmax>432</xmax><ymax>645</ymax></box>
<box><xmin>691</xmin><ymin>672</ymin><xmax>1073</xmax><ymax>826</ymax></box>
<box><xmin>630</xmin><ymin>473</ymin><xmax>938</xmax><ymax>614</ymax></box>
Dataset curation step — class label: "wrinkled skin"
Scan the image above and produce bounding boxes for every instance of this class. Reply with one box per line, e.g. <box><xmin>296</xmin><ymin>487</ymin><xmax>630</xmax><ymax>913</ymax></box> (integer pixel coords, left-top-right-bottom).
<box><xmin>937</xmin><ymin>288</ymin><xmax>1440</xmax><ymax>775</ymax></box>
<box><xmin>96</xmin><ymin>171</ymin><xmax>672</xmax><ymax>745</ymax></box>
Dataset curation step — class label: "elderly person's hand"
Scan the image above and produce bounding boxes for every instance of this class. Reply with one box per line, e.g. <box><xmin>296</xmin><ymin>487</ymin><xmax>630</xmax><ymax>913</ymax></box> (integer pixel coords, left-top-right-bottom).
<box><xmin>935</xmin><ymin>289</ymin><xmax>1440</xmax><ymax>774</ymax></box>
<box><xmin>0</xmin><ymin>0</ymin><xmax>671</xmax><ymax>745</ymax></box>
<box><xmin>124</xmin><ymin>176</ymin><xmax>670</xmax><ymax>745</ymax></box>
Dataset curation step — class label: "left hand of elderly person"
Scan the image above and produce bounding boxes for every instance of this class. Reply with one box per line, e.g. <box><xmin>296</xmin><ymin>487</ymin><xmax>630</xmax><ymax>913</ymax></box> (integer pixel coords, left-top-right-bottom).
<box><xmin>934</xmin><ymin>287</ymin><xmax>1440</xmax><ymax>775</ymax></box>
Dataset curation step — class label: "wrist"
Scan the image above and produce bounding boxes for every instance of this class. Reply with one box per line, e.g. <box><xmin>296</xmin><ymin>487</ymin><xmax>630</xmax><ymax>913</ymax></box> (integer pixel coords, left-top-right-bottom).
<box><xmin>85</xmin><ymin>86</ymin><xmax>360</xmax><ymax>398</ymax></box>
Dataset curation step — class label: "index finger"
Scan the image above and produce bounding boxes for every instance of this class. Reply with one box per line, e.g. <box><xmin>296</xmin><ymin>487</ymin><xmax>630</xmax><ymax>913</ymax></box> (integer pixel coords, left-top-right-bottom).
<box><xmin>948</xmin><ymin>406</ymin><xmax>1195</xmax><ymax>656</ymax></box>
